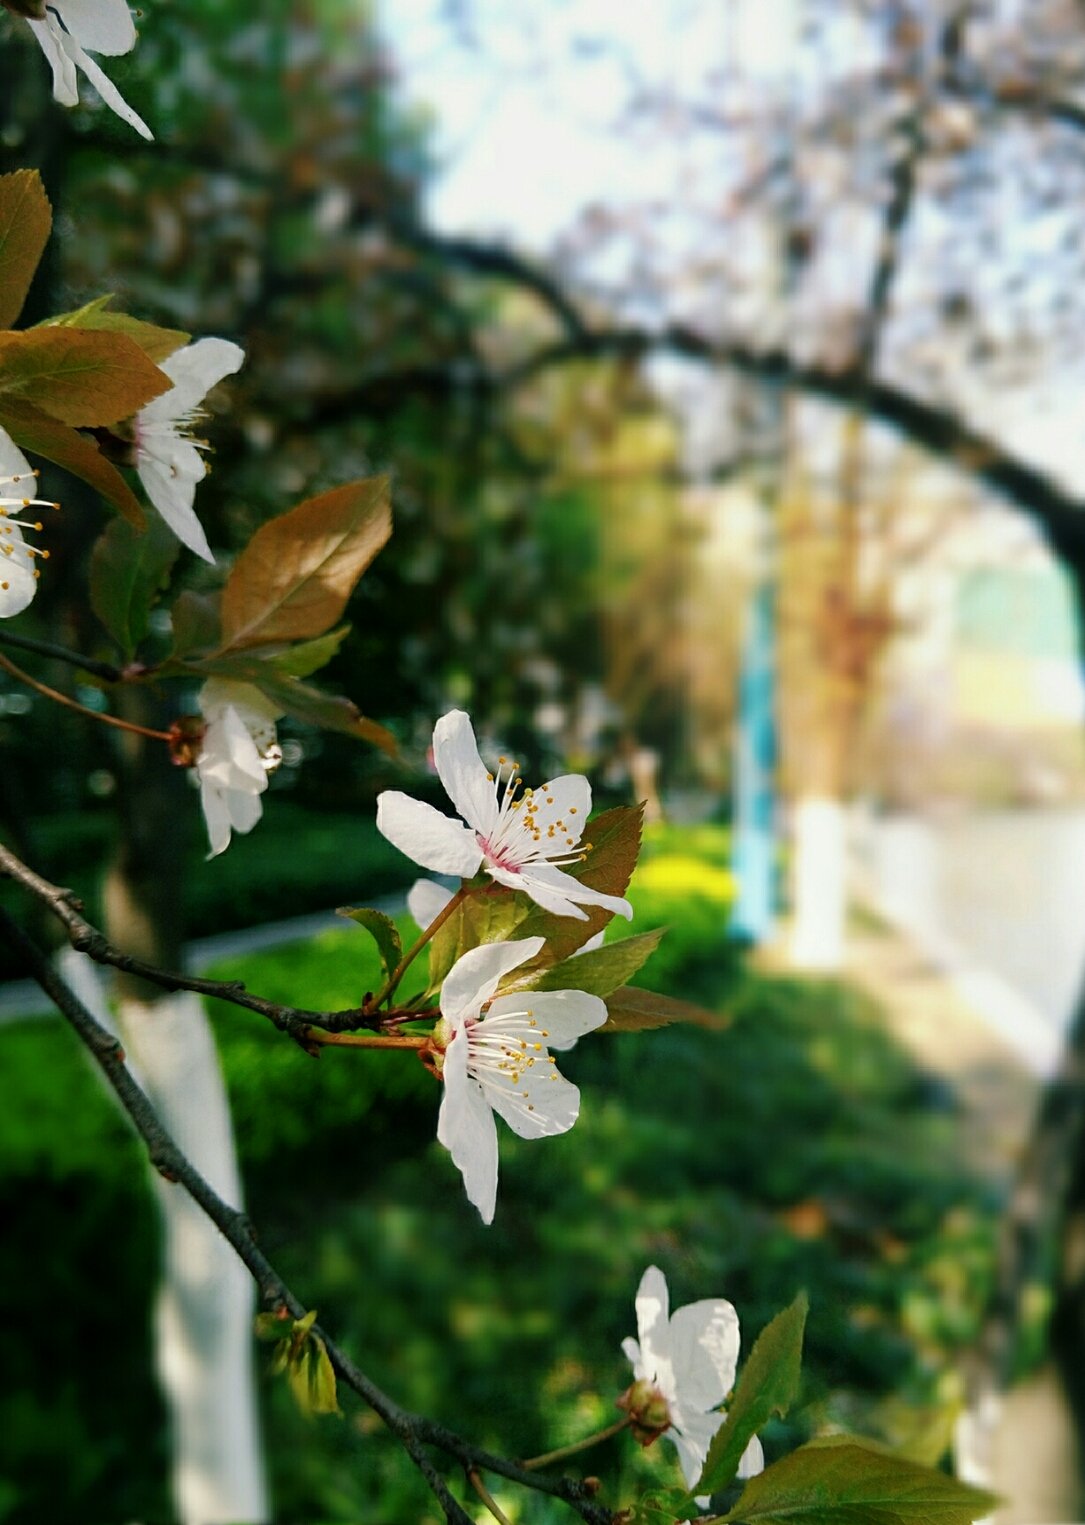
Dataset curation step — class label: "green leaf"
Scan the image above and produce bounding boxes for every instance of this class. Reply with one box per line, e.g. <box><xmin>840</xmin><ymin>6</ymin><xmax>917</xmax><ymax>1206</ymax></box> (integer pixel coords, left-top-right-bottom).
<box><xmin>512</xmin><ymin>803</ymin><xmax>645</xmax><ymax>967</ymax></box>
<box><xmin>515</xmin><ymin>928</ymin><xmax>665</xmax><ymax>999</ymax></box>
<box><xmin>0</xmin><ymin>396</ymin><xmax>145</xmax><ymax>526</ymax></box>
<box><xmin>718</xmin><ymin>1440</ymin><xmax>998</xmax><ymax>1524</ymax></box>
<box><xmin>694</xmin><ymin>1292</ymin><xmax>808</xmax><ymax>1499</ymax></box>
<box><xmin>338</xmin><ymin>906</ymin><xmax>403</xmax><ymax>986</ymax></box>
<box><xmin>89</xmin><ymin>512</ymin><xmax>180</xmax><ymax>657</ymax></box>
<box><xmin>0</xmin><ymin>327</ymin><xmax>170</xmax><ymax>426</ymax></box>
<box><xmin>601</xmin><ymin>984</ymin><xmax>727</xmax><ymax>1033</ymax></box>
<box><xmin>425</xmin><ymin>887</ymin><xmax>531</xmax><ymax>995</ymax></box>
<box><xmin>308</xmin><ymin>1334</ymin><xmax>342</xmax><ymax>1417</ymax></box>
<box><xmin>168</xmin><ymin>590</ymin><xmax>222</xmax><ymax>659</ymax></box>
<box><xmin>36</xmin><ymin>297</ymin><xmax>189</xmax><ymax>362</ymax></box>
<box><xmin>627</xmin><ymin>1487</ymin><xmax>693</xmax><ymax>1525</ymax></box>
<box><xmin>269</xmin><ymin>625</ymin><xmax>351</xmax><ymax>678</ymax></box>
<box><xmin>0</xmin><ymin>169</ymin><xmax>52</xmax><ymax>329</ymax></box>
<box><xmin>218</xmin><ymin>475</ymin><xmax>391</xmax><ymax>650</ymax></box>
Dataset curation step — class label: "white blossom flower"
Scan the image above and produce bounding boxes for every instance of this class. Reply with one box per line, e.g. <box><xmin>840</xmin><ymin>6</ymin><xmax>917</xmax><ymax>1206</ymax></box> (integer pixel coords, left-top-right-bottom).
<box><xmin>0</xmin><ymin>426</ymin><xmax>56</xmax><ymax>618</ymax></box>
<box><xmin>378</xmin><ymin>709</ymin><xmax>633</xmax><ymax>922</ymax></box>
<box><xmin>195</xmin><ymin>679</ymin><xmax>282</xmax><ymax>859</ymax></box>
<box><xmin>24</xmin><ymin>0</ymin><xmax>153</xmax><ymax>140</ymax></box>
<box><xmin>432</xmin><ymin>937</ymin><xmax>607</xmax><ymax>1224</ymax></box>
<box><xmin>134</xmin><ymin>338</ymin><xmax>245</xmax><ymax>563</ymax></box>
<box><xmin>621</xmin><ymin>1265</ymin><xmax>764</xmax><ymax>1494</ymax></box>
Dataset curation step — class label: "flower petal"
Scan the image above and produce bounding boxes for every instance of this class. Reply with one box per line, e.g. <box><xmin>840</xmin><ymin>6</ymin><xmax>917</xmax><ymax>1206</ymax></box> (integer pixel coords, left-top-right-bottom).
<box><xmin>53</xmin><ymin>0</ymin><xmax>137</xmax><ymax>55</ymax></box>
<box><xmin>137</xmin><ymin>446</ymin><xmax>214</xmax><ymax>562</ymax></box>
<box><xmin>483</xmin><ymin>1060</ymin><xmax>580</xmax><ymax>1141</ymax></box>
<box><xmin>738</xmin><ymin>1433</ymin><xmax>765</xmax><ymax>1479</ymax></box>
<box><xmin>437</xmin><ymin>1030</ymin><xmax>500</xmax><ymax>1224</ymax></box>
<box><xmin>486</xmin><ymin>989</ymin><xmax>607</xmax><ymax>1051</ymax></box>
<box><xmin>668</xmin><ymin>1408</ymin><xmax>724</xmax><ymax>1492</ymax></box>
<box><xmin>439</xmin><ymin>937</ymin><xmax>545</xmax><ymax>1028</ymax></box>
<box><xmin>621</xmin><ymin>1336</ymin><xmax>644</xmax><ymax>1378</ymax></box>
<box><xmin>26</xmin><ymin>16</ymin><xmax>79</xmax><ymax>104</ymax></box>
<box><xmin>376</xmin><ymin>791</ymin><xmax>482</xmax><ymax>878</ymax></box>
<box><xmin>407</xmin><ymin>878</ymin><xmax>454</xmax><ymax>930</ymax></box>
<box><xmin>516</xmin><ymin>861</ymin><xmax>633</xmax><ymax>921</ymax></box>
<box><xmin>520</xmin><ymin>773</ymin><xmax>590</xmax><ymax>844</ymax></box>
<box><xmin>53</xmin><ymin>27</ymin><xmax>152</xmax><ymax>138</ymax></box>
<box><xmin>669</xmin><ymin>1298</ymin><xmax>740</xmax><ymax>1414</ymax></box>
<box><xmin>141</xmin><ymin>337</ymin><xmax>245</xmax><ymax>423</ymax></box>
<box><xmin>634</xmin><ymin>1266</ymin><xmax>675</xmax><ymax>1395</ymax></box>
<box><xmin>432</xmin><ymin>709</ymin><xmax>499</xmax><ymax>837</ymax></box>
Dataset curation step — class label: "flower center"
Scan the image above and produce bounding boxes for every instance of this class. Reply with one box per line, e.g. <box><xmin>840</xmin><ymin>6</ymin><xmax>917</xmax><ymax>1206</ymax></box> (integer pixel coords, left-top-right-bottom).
<box><xmin>479</xmin><ymin>757</ymin><xmax>591</xmax><ymax>874</ymax></box>
<box><xmin>0</xmin><ymin>469</ymin><xmax>58</xmax><ymax>597</ymax></box>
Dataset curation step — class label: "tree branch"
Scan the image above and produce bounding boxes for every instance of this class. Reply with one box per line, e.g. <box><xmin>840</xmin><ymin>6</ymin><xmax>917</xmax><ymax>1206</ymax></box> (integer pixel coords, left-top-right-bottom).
<box><xmin>2</xmin><ymin>904</ymin><xmax>616</xmax><ymax>1524</ymax></box>
<box><xmin>0</xmin><ymin>840</ymin><xmax>379</xmax><ymax>1037</ymax></box>
<box><xmin>0</xmin><ymin>626</ymin><xmax>123</xmax><ymax>682</ymax></box>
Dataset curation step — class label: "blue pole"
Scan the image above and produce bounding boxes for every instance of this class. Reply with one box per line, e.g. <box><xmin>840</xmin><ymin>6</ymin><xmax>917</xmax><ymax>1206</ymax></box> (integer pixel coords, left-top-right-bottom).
<box><xmin>729</xmin><ymin>580</ymin><xmax>777</xmax><ymax>942</ymax></box>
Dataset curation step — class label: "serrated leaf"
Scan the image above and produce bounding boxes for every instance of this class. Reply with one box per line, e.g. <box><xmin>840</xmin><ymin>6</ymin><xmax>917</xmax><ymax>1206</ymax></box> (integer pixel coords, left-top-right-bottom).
<box><xmin>218</xmin><ymin>475</ymin><xmax>391</xmax><ymax>650</ymax></box>
<box><xmin>600</xmin><ymin>985</ymin><xmax>726</xmax><ymax>1033</ymax></box>
<box><xmin>718</xmin><ymin>1441</ymin><xmax>998</xmax><ymax>1524</ymax></box>
<box><xmin>0</xmin><ymin>327</ymin><xmax>170</xmax><ymax>425</ymax></box>
<box><xmin>0</xmin><ymin>396</ymin><xmax>144</xmax><ymax>526</ymax></box>
<box><xmin>694</xmin><ymin>1292</ymin><xmax>807</xmax><ymax>1499</ymax></box>
<box><xmin>89</xmin><ymin>512</ymin><xmax>180</xmax><ymax>656</ymax></box>
<box><xmin>0</xmin><ymin>169</ymin><xmax>52</xmax><ymax>329</ymax></box>
<box><xmin>338</xmin><ymin>905</ymin><xmax>403</xmax><ymax>985</ymax></box>
<box><xmin>37</xmin><ymin>297</ymin><xmax>189</xmax><ymax>362</ymax></box>
<box><xmin>515</xmin><ymin>928</ymin><xmax>665</xmax><ymax>999</ymax></box>
<box><xmin>512</xmin><ymin>803</ymin><xmax>645</xmax><ymax>968</ymax></box>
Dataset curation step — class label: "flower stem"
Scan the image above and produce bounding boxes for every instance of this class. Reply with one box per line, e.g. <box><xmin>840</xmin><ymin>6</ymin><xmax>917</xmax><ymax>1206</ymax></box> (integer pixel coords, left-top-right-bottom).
<box><xmin>467</xmin><ymin>1469</ymin><xmax>514</xmax><ymax>1525</ymax></box>
<box><xmin>521</xmin><ymin>1416</ymin><xmax>631</xmax><ymax>1471</ymax></box>
<box><xmin>371</xmin><ymin>884</ymin><xmax>472</xmax><ymax>1009</ymax></box>
<box><xmin>0</xmin><ymin>653</ymin><xmax>173</xmax><ymax>741</ymax></box>
<box><xmin>303</xmin><ymin>1030</ymin><xmax>427</xmax><ymax>1051</ymax></box>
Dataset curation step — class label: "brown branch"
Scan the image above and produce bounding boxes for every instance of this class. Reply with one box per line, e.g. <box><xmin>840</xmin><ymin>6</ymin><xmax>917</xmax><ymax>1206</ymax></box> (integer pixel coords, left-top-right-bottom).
<box><xmin>0</xmin><ymin>627</ymin><xmax>123</xmax><ymax>682</ymax></box>
<box><xmin>2</xmin><ymin>905</ymin><xmax>616</xmax><ymax>1524</ymax></box>
<box><xmin>0</xmin><ymin>652</ymin><xmax>173</xmax><ymax>742</ymax></box>
<box><xmin>0</xmin><ymin>840</ymin><xmax>379</xmax><ymax>1037</ymax></box>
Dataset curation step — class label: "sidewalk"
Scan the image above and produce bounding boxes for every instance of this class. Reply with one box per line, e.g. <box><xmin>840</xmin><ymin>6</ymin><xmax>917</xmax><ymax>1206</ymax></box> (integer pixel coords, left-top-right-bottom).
<box><xmin>757</xmin><ymin>909</ymin><xmax>1041</xmax><ymax>1183</ymax></box>
<box><xmin>842</xmin><ymin>912</ymin><xmax>1040</xmax><ymax>1180</ymax></box>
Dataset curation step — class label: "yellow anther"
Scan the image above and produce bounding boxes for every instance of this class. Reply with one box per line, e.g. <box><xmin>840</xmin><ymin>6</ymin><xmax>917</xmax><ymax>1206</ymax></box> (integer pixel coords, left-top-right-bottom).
<box><xmin>569</xmin><ymin>807</ymin><xmax>577</xmax><ymax>814</ymax></box>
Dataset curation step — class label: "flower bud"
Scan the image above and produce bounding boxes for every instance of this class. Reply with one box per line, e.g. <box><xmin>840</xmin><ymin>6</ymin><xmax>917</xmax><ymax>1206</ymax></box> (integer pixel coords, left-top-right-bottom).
<box><xmin>617</xmin><ymin>1378</ymin><xmax>672</xmax><ymax>1446</ymax></box>
<box><xmin>168</xmin><ymin>714</ymin><xmax>206</xmax><ymax>769</ymax></box>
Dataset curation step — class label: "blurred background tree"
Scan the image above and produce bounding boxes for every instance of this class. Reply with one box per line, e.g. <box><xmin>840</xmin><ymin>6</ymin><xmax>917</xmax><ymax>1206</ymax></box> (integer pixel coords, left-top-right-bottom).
<box><xmin>6</xmin><ymin>0</ymin><xmax>1085</xmax><ymax>1517</ymax></box>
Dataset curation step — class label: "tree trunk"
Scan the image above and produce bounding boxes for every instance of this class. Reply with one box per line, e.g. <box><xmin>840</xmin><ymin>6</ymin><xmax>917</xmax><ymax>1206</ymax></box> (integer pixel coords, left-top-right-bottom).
<box><xmin>103</xmin><ymin>696</ymin><xmax>268</xmax><ymax>1524</ymax></box>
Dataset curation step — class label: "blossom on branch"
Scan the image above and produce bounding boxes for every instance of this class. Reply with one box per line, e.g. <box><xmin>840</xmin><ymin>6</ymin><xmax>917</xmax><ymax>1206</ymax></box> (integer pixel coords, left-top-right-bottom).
<box><xmin>22</xmin><ymin>0</ymin><xmax>153</xmax><ymax>140</ymax></box>
<box><xmin>134</xmin><ymin>338</ymin><xmax>245</xmax><ymax>563</ymax></box>
<box><xmin>430</xmin><ymin>937</ymin><xmax>606</xmax><ymax>1223</ymax></box>
<box><xmin>195</xmin><ymin>680</ymin><xmax>282</xmax><ymax>859</ymax></box>
<box><xmin>378</xmin><ymin>709</ymin><xmax>633</xmax><ymax>921</ymax></box>
<box><xmin>0</xmin><ymin>427</ymin><xmax>56</xmax><ymax>618</ymax></box>
<box><xmin>620</xmin><ymin>1265</ymin><xmax>764</xmax><ymax>1492</ymax></box>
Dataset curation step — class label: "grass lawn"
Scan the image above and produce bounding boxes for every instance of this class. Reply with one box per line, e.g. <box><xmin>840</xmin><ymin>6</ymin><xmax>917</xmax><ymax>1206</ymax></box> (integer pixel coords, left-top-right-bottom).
<box><xmin>0</xmin><ymin>822</ymin><xmax>999</xmax><ymax>1523</ymax></box>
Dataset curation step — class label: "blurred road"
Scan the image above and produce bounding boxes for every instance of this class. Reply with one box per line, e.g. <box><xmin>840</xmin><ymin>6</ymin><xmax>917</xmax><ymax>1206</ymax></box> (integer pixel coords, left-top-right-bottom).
<box><xmin>855</xmin><ymin>805</ymin><xmax>1085</xmax><ymax>1076</ymax></box>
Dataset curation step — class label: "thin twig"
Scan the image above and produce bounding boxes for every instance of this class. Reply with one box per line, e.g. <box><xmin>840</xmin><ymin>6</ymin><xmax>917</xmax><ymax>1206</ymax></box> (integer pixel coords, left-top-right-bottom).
<box><xmin>303</xmin><ymin>1029</ymin><xmax>427</xmax><ymax>1051</ymax></box>
<box><xmin>2</xmin><ymin>906</ymin><xmax>615</xmax><ymax>1525</ymax></box>
<box><xmin>0</xmin><ymin>627</ymin><xmax>123</xmax><ymax>682</ymax></box>
<box><xmin>469</xmin><ymin>1469</ymin><xmax>514</xmax><ymax>1525</ymax></box>
<box><xmin>0</xmin><ymin>652</ymin><xmax>172</xmax><ymax>741</ymax></box>
<box><xmin>0</xmin><ymin>840</ymin><xmax>376</xmax><ymax>1036</ymax></box>
<box><xmin>522</xmin><ymin>1416</ymin><xmax>630</xmax><ymax>1471</ymax></box>
<box><xmin>373</xmin><ymin>883</ymin><xmax>471</xmax><ymax>1008</ymax></box>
